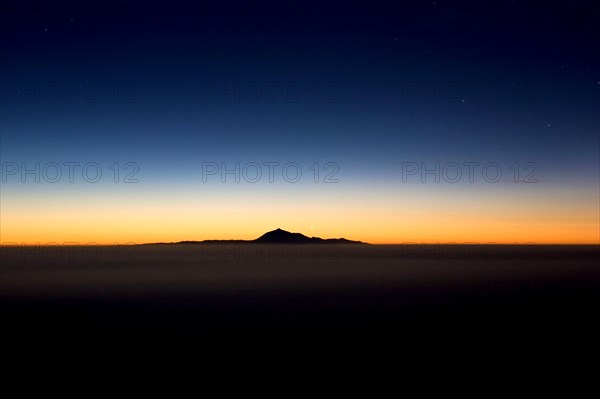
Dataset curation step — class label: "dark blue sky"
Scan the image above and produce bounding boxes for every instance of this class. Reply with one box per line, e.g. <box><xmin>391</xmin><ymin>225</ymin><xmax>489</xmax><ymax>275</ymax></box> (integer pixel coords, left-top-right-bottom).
<box><xmin>1</xmin><ymin>1</ymin><xmax>599</xmax><ymax>243</ymax></box>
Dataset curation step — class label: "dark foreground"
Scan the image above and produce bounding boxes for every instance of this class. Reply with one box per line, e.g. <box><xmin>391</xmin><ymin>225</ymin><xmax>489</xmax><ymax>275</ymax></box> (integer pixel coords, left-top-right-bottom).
<box><xmin>1</xmin><ymin>244</ymin><xmax>599</xmax><ymax>364</ymax></box>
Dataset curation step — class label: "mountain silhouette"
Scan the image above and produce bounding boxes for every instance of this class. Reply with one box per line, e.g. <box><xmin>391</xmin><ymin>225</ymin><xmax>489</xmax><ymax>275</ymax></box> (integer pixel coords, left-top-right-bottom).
<box><xmin>255</xmin><ymin>228</ymin><xmax>315</xmax><ymax>243</ymax></box>
<box><xmin>149</xmin><ymin>228</ymin><xmax>365</xmax><ymax>245</ymax></box>
<box><xmin>255</xmin><ymin>228</ymin><xmax>363</xmax><ymax>244</ymax></box>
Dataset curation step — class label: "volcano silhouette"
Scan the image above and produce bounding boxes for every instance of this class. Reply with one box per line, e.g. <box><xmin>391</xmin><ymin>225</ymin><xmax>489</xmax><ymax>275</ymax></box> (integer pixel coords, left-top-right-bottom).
<box><xmin>255</xmin><ymin>228</ymin><xmax>363</xmax><ymax>244</ymax></box>
<box><xmin>160</xmin><ymin>228</ymin><xmax>364</xmax><ymax>245</ymax></box>
<box><xmin>255</xmin><ymin>228</ymin><xmax>314</xmax><ymax>243</ymax></box>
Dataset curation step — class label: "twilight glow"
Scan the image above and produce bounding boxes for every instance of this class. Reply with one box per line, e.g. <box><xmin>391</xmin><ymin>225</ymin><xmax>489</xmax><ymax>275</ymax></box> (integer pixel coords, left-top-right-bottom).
<box><xmin>1</xmin><ymin>2</ymin><xmax>598</xmax><ymax>245</ymax></box>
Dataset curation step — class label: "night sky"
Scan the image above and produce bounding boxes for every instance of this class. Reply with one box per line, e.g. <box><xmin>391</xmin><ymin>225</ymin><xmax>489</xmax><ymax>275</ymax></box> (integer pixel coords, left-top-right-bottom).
<box><xmin>1</xmin><ymin>1</ymin><xmax>599</xmax><ymax>244</ymax></box>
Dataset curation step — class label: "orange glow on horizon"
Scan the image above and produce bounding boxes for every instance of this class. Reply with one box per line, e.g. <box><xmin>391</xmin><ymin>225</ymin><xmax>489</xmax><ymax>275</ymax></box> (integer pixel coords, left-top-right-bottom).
<box><xmin>1</xmin><ymin>183</ymin><xmax>598</xmax><ymax>245</ymax></box>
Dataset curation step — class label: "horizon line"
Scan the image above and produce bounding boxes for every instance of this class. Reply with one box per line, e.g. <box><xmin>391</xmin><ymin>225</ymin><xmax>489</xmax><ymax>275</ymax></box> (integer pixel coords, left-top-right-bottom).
<box><xmin>1</xmin><ymin>241</ymin><xmax>599</xmax><ymax>246</ymax></box>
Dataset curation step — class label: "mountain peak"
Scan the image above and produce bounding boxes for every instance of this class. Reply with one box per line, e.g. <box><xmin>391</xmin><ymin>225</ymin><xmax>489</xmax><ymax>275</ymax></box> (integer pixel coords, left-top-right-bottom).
<box><xmin>255</xmin><ymin>228</ymin><xmax>363</xmax><ymax>244</ymax></box>
<box><xmin>255</xmin><ymin>228</ymin><xmax>311</xmax><ymax>243</ymax></box>
<box><xmin>153</xmin><ymin>228</ymin><xmax>365</xmax><ymax>245</ymax></box>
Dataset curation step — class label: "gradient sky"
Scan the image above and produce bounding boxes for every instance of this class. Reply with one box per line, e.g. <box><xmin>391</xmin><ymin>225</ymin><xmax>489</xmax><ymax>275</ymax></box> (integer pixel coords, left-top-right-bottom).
<box><xmin>1</xmin><ymin>1</ymin><xmax>599</xmax><ymax>244</ymax></box>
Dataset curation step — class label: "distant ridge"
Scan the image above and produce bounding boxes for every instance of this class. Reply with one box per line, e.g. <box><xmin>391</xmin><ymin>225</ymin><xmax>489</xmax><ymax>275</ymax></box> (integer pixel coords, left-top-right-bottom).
<box><xmin>255</xmin><ymin>228</ymin><xmax>363</xmax><ymax>244</ymax></box>
<box><xmin>145</xmin><ymin>228</ymin><xmax>365</xmax><ymax>245</ymax></box>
